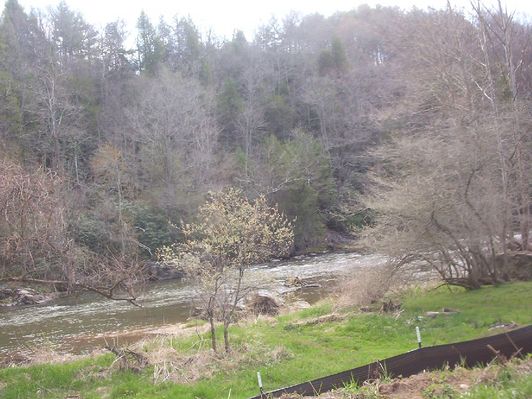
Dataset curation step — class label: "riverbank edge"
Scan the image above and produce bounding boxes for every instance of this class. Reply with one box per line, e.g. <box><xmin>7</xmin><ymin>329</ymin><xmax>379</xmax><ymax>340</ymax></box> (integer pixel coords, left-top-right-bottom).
<box><xmin>1</xmin><ymin>281</ymin><xmax>532</xmax><ymax>399</ymax></box>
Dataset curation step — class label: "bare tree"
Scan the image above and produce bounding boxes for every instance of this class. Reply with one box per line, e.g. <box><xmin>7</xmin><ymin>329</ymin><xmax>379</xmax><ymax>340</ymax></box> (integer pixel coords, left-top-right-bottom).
<box><xmin>123</xmin><ymin>68</ymin><xmax>220</xmax><ymax>211</ymax></box>
<box><xmin>362</xmin><ymin>119</ymin><xmax>521</xmax><ymax>288</ymax></box>
<box><xmin>472</xmin><ymin>0</ymin><xmax>531</xmax><ymax>251</ymax></box>
<box><xmin>0</xmin><ymin>158</ymin><xmax>144</xmax><ymax>305</ymax></box>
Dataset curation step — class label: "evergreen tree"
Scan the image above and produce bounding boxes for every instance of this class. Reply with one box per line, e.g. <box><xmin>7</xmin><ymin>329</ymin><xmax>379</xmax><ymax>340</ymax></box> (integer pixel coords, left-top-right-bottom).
<box><xmin>136</xmin><ymin>11</ymin><xmax>163</xmax><ymax>73</ymax></box>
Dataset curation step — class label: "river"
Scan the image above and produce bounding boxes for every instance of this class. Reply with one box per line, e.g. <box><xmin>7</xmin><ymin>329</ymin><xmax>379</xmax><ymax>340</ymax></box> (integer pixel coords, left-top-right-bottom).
<box><xmin>0</xmin><ymin>252</ymin><xmax>387</xmax><ymax>360</ymax></box>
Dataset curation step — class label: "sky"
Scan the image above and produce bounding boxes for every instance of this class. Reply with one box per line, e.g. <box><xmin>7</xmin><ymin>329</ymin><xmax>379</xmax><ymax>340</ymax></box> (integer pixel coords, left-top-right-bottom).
<box><xmin>10</xmin><ymin>0</ymin><xmax>532</xmax><ymax>41</ymax></box>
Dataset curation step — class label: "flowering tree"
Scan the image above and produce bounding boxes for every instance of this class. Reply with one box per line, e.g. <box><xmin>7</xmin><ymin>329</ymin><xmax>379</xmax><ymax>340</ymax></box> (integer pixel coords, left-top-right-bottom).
<box><xmin>160</xmin><ymin>188</ymin><xmax>293</xmax><ymax>352</ymax></box>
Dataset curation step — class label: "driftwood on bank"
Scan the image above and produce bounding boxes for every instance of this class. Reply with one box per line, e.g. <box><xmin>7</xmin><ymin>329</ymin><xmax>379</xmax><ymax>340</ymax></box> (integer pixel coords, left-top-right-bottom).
<box><xmin>105</xmin><ymin>343</ymin><xmax>149</xmax><ymax>372</ymax></box>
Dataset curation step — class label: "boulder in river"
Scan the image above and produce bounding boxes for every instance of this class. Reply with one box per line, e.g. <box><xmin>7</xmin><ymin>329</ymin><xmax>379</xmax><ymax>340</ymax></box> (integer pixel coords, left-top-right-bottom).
<box><xmin>0</xmin><ymin>287</ymin><xmax>56</xmax><ymax>307</ymax></box>
<box><xmin>144</xmin><ymin>262</ymin><xmax>184</xmax><ymax>281</ymax></box>
<box><xmin>248</xmin><ymin>292</ymin><xmax>283</xmax><ymax>316</ymax></box>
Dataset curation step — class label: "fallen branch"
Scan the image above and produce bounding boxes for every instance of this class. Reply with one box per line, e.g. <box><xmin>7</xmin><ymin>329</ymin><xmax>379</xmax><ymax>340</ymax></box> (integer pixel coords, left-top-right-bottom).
<box><xmin>0</xmin><ymin>276</ymin><xmax>142</xmax><ymax>307</ymax></box>
<box><xmin>104</xmin><ymin>342</ymin><xmax>149</xmax><ymax>372</ymax></box>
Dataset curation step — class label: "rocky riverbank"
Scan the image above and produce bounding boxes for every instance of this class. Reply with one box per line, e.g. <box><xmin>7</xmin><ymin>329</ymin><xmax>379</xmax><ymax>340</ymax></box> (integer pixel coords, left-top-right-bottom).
<box><xmin>0</xmin><ymin>288</ymin><xmax>58</xmax><ymax>307</ymax></box>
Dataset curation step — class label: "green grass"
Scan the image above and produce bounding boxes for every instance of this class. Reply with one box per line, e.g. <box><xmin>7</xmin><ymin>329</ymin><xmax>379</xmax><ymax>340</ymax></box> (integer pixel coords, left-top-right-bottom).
<box><xmin>1</xmin><ymin>282</ymin><xmax>531</xmax><ymax>399</ymax></box>
<box><xmin>464</xmin><ymin>371</ymin><xmax>532</xmax><ymax>399</ymax></box>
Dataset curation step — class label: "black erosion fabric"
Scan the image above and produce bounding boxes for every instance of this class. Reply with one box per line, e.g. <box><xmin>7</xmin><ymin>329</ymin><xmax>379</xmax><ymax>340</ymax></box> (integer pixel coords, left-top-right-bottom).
<box><xmin>249</xmin><ymin>325</ymin><xmax>532</xmax><ymax>398</ymax></box>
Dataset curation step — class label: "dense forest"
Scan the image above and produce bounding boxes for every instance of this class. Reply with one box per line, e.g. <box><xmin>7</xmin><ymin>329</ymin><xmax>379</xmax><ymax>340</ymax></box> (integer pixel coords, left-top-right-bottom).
<box><xmin>0</xmin><ymin>0</ymin><xmax>530</xmax><ymax>295</ymax></box>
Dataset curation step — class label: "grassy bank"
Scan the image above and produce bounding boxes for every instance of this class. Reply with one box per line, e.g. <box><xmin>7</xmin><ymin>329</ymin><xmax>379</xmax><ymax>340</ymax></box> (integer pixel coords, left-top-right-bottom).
<box><xmin>1</xmin><ymin>282</ymin><xmax>531</xmax><ymax>399</ymax></box>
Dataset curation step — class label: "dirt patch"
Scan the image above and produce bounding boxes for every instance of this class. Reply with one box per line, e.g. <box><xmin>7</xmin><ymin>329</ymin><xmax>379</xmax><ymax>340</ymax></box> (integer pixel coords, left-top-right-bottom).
<box><xmin>1</xmin><ymin>322</ymin><xmax>209</xmax><ymax>368</ymax></box>
<box><xmin>280</xmin><ymin>357</ymin><xmax>532</xmax><ymax>399</ymax></box>
<box><xmin>374</xmin><ymin>366</ymin><xmax>496</xmax><ymax>399</ymax></box>
<box><xmin>67</xmin><ymin>322</ymin><xmax>210</xmax><ymax>355</ymax></box>
<box><xmin>77</xmin><ymin>321</ymin><xmax>210</xmax><ymax>343</ymax></box>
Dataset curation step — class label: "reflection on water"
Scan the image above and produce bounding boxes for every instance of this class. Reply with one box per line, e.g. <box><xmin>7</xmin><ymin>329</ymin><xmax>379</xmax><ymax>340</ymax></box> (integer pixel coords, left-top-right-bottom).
<box><xmin>0</xmin><ymin>252</ymin><xmax>386</xmax><ymax>356</ymax></box>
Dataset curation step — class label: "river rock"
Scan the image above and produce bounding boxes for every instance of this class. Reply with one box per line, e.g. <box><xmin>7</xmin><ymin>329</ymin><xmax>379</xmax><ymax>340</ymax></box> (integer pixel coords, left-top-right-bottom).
<box><xmin>0</xmin><ymin>287</ymin><xmax>55</xmax><ymax>307</ymax></box>
<box><xmin>248</xmin><ymin>292</ymin><xmax>283</xmax><ymax>315</ymax></box>
<box><xmin>16</xmin><ymin>288</ymin><xmax>54</xmax><ymax>305</ymax></box>
<box><xmin>144</xmin><ymin>262</ymin><xmax>184</xmax><ymax>281</ymax></box>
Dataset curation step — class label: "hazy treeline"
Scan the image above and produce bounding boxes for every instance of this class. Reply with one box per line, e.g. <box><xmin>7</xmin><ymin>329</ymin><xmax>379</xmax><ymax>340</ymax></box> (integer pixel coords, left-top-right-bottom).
<box><xmin>0</xmin><ymin>0</ymin><xmax>530</xmax><ymax>290</ymax></box>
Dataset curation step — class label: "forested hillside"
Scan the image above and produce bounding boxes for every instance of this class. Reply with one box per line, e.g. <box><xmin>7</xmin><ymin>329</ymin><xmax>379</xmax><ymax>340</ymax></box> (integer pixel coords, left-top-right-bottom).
<box><xmin>0</xmin><ymin>0</ymin><xmax>530</xmax><ymax>293</ymax></box>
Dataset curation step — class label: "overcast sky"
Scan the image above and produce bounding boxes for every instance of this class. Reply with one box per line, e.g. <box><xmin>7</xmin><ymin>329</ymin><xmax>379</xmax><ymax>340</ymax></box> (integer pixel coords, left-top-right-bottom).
<box><xmin>10</xmin><ymin>0</ymin><xmax>532</xmax><ymax>41</ymax></box>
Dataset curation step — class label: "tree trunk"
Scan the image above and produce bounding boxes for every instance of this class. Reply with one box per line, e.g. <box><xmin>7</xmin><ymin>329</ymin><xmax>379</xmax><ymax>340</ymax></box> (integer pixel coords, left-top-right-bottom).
<box><xmin>209</xmin><ymin>314</ymin><xmax>217</xmax><ymax>352</ymax></box>
<box><xmin>223</xmin><ymin>322</ymin><xmax>230</xmax><ymax>353</ymax></box>
<box><xmin>223</xmin><ymin>268</ymin><xmax>244</xmax><ymax>353</ymax></box>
